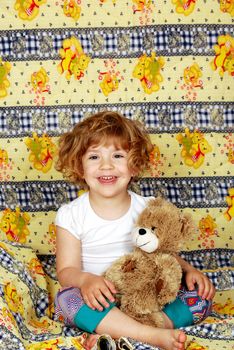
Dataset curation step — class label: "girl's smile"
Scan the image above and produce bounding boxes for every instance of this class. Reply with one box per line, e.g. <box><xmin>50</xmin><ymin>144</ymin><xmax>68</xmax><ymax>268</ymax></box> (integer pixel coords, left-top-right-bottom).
<box><xmin>98</xmin><ymin>176</ymin><xmax>118</xmax><ymax>184</ymax></box>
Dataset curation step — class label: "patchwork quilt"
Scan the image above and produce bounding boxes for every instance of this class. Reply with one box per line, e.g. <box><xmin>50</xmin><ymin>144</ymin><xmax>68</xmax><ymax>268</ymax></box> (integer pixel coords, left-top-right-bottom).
<box><xmin>0</xmin><ymin>1</ymin><xmax>233</xmax><ymax>349</ymax></box>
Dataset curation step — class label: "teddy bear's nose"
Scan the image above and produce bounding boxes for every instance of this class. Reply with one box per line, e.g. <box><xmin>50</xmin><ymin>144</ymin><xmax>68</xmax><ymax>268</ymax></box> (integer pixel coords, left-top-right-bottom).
<box><xmin>139</xmin><ymin>228</ymin><xmax>146</xmax><ymax>235</ymax></box>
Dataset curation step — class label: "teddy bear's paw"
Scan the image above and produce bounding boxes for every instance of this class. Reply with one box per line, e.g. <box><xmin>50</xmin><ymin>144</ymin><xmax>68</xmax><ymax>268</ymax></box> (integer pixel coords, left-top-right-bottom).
<box><xmin>157</xmin><ymin>288</ymin><xmax>179</xmax><ymax>306</ymax></box>
<box><xmin>151</xmin><ymin>311</ymin><xmax>165</xmax><ymax>328</ymax></box>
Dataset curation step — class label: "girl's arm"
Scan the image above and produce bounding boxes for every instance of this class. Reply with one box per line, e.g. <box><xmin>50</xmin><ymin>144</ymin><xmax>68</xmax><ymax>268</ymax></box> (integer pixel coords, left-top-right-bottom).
<box><xmin>56</xmin><ymin>226</ymin><xmax>117</xmax><ymax>311</ymax></box>
<box><xmin>176</xmin><ymin>255</ymin><xmax>215</xmax><ymax>300</ymax></box>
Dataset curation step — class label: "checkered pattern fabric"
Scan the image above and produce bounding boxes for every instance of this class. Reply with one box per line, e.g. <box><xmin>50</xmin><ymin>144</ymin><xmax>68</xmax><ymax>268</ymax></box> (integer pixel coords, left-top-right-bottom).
<box><xmin>0</xmin><ymin>178</ymin><xmax>233</xmax><ymax>210</ymax></box>
<box><xmin>181</xmin><ymin>249</ymin><xmax>234</xmax><ymax>269</ymax></box>
<box><xmin>0</xmin><ymin>246</ymin><xmax>49</xmax><ymax>319</ymax></box>
<box><xmin>0</xmin><ymin>103</ymin><xmax>233</xmax><ymax>135</ymax></box>
<box><xmin>1</xmin><ymin>26</ymin><xmax>233</xmax><ymax>60</ymax></box>
<box><xmin>0</xmin><ymin>248</ymin><xmax>13</xmax><ymax>270</ymax></box>
<box><xmin>0</xmin><ymin>247</ymin><xmax>43</xmax><ymax>293</ymax></box>
<box><xmin>182</xmin><ymin>322</ymin><xmax>231</xmax><ymax>340</ymax></box>
<box><xmin>0</xmin><ymin>327</ymin><xmax>25</xmax><ymax>350</ymax></box>
<box><xmin>139</xmin><ymin>177</ymin><xmax>234</xmax><ymax>206</ymax></box>
<box><xmin>35</xmin><ymin>291</ymin><xmax>49</xmax><ymax>318</ymax></box>
<box><xmin>133</xmin><ymin>342</ymin><xmax>160</xmax><ymax>350</ymax></box>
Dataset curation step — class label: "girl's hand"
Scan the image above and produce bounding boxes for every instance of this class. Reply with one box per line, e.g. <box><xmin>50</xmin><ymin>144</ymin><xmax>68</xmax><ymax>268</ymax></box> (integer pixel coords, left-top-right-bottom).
<box><xmin>80</xmin><ymin>273</ymin><xmax>117</xmax><ymax>311</ymax></box>
<box><xmin>176</xmin><ymin>256</ymin><xmax>215</xmax><ymax>300</ymax></box>
<box><xmin>184</xmin><ymin>267</ymin><xmax>215</xmax><ymax>300</ymax></box>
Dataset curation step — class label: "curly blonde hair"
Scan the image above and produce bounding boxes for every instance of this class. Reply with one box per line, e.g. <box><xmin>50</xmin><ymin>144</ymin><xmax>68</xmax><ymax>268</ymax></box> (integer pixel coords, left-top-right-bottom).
<box><xmin>56</xmin><ymin>111</ymin><xmax>153</xmax><ymax>186</ymax></box>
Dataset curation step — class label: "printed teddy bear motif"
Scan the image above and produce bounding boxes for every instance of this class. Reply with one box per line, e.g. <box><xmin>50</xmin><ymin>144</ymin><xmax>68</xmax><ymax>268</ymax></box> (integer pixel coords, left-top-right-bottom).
<box><xmin>0</xmin><ymin>59</ymin><xmax>11</xmax><ymax>98</ymax></box>
<box><xmin>63</xmin><ymin>0</ymin><xmax>81</xmax><ymax>21</ymax></box>
<box><xmin>57</xmin><ymin>37</ymin><xmax>90</xmax><ymax>80</ymax></box>
<box><xmin>0</xmin><ymin>149</ymin><xmax>8</xmax><ymax>166</ymax></box>
<box><xmin>183</xmin><ymin>63</ymin><xmax>203</xmax><ymax>88</ymax></box>
<box><xmin>14</xmin><ymin>0</ymin><xmax>47</xmax><ymax>20</ymax></box>
<box><xmin>4</xmin><ymin>282</ymin><xmax>24</xmax><ymax>315</ymax></box>
<box><xmin>100</xmin><ymin>73</ymin><xmax>119</xmax><ymax>96</ymax></box>
<box><xmin>211</xmin><ymin>34</ymin><xmax>234</xmax><ymax>77</ymax></box>
<box><xmin>31</xmin><ymin>68</ymin><xmax>49</xmax><ymax>93</ymax></box>
<box><xmin>176</xmin><ymin>128</ymin><xmax>212</xmax><ymax>169</ymax></box>
<box><xmin>0</xmin><ymin>208</ymin><xmax>30</xmax><ymax>243</ymax></box>
<box><xmin>219</xmin><ymin>0</ymin><xmax>234</xmax><ymax>17</ymax></box>
<box><xmin>199</xmin><ymin>215</ymin><xmax>217</xmax><ymax>238</ymax></box>
<box><xmin>224</xmin><ymin>188</ymin><xmax>234</xmax><ymax>221</ymax></box>
<box><xmin>171</xmin><ymin>0</ymin><xmax>197</xmax><ymax>16</ymax></box>
<box><xmin>28</xmin><ymin>258</ymin><xmax>46</xmax><ymax>277</ymax></box>
<box><xmin>186</xmin><ymin>341</ymin><xmax>208</xmax><ymax>350</ymax></box>
<box><xmin>133</xmin><ymin>52</ymin><xmax>165</xmax><ymax>94</ymax></box>
<box><xmin>25</xmin><ymin>133</ymin><xmax>57</xmax><ymax>173</ymax></box>
<box><xmin>132</xmin><ymin>0</ymin><xmax>152</xmax><ymax>13</ymax></box>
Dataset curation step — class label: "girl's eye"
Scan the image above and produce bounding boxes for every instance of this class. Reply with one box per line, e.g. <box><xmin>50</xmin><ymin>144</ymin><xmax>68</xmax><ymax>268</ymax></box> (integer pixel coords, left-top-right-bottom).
<box><xmin>89</xmin><ymin>155</ymin><xmax>98</xmax><ymax>160</ymax></box>
<box><xmin>114</xmin><ymin>153</ymin><xmax>125</xmax><ymax>159</ymax></box>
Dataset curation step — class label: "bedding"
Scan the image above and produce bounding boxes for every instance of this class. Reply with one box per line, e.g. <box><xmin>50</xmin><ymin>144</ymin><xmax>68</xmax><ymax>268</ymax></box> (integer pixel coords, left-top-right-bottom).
<box><xmin>0</xmin><ymin>1</ymin><xmax>233</xmax><ymax>349</ymax></box>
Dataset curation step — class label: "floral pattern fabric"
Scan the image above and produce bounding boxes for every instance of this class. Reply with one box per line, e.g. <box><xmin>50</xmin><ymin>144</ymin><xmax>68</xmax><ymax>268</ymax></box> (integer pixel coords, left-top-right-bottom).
<box><xmin>0</xmin><ymin>1</ymin><xmax>233</xmax><ymax>349</ymax></box>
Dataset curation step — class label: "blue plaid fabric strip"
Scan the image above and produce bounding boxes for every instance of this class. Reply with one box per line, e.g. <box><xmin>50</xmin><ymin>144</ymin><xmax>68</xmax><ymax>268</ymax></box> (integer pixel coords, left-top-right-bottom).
<box><xmin>0</xmin><ymin>177</ymin><xmax>233</xmax><ymax>210</ymax></box>
<box><xmin>1</xmin><ymin>25</ymin><xmax>233</xmax><ymax>60</ymax></box>
<box><xmin>0</xmin><ymin>103</ymin><xmax>233</xmax><ymax>135</ymax></box>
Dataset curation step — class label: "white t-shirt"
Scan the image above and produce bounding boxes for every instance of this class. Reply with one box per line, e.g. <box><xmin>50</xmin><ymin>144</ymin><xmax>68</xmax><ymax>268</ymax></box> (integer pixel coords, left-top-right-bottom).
<box><xmin>55</xmin><ymin>191</ymin><xmax>153</xmax><ymax>275</ymax></box>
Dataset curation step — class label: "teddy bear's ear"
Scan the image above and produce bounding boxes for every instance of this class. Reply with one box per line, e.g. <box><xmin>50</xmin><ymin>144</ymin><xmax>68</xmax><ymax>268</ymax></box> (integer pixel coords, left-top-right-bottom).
<box><xmin>179</xmin><ymin>213</ymin><xmax>195</xmax><ymax>240</ymax></box>
<box><xmin>147</xmin><ymin>197</ymin><xmax>166</xmax><ymax>208</ymax></box>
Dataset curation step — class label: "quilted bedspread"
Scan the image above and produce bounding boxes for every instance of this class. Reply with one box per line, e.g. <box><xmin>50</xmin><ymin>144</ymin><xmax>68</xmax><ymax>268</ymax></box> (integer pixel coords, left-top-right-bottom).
<box><xmin>0</xmin><ymin>1</ymin><xmax>233</xmax><ymax>349</ymax></box>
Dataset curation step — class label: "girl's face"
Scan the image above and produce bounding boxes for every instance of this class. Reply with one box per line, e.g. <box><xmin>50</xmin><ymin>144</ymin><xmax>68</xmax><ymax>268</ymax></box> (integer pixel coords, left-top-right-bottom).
<box><xmin>82</xmin><ymin>140</ymin><xmax>133</xmax><ymax>199</ymax></box>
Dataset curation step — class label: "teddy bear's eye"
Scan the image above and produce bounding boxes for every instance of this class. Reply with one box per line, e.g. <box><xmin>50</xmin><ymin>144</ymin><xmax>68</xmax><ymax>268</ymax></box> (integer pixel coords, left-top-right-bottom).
<box><xmin>151</xmin><ymin>226</ymin><xmax>156</xmax><ymax>231</ymax></box>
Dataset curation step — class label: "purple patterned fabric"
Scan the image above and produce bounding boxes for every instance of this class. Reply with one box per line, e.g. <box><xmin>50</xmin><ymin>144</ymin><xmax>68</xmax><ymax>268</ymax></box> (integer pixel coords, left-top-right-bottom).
<box><xmin>54</xmin><ymin>287</ymin><xmax>85</xmax><ymax>325</ymax></box>
<box><xmin>177</xmin><ymin>286</ymin><xmax>212</xmax><ymax>324</ymax></box>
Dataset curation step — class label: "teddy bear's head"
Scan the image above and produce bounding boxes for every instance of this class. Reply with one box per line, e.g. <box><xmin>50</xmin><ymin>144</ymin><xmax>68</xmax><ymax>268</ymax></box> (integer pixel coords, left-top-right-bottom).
<box><xmin>131</xmin><ymin>197</ymin><xmax>194</xmax><ymax>254</ymax></box>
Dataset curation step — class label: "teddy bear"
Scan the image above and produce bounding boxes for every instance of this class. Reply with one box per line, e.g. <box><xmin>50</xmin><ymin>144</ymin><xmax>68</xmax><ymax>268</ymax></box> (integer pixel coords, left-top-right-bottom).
<box><xmin>104</xmin><ymin>197</ymin><xmax>195</xmax><ymax>327</ymax></box>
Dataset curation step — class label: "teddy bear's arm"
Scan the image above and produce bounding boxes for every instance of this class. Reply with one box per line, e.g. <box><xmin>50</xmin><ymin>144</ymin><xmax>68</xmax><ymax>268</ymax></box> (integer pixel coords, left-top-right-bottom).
<box><xmin>104</xmin><ymin>254</ymin><xmax>136</xmax><ymax>291</ymax></box>
<box><xmin>153</xmin><ymin>253</ymin><xmax>183</xmax><ymax>307</ymax></box>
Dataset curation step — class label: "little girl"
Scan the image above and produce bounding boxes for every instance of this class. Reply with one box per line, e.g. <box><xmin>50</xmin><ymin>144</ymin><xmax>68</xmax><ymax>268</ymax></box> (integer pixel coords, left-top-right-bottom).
<box><xmin>54</xmin><ymin>111</ymin><xmax>215</xmax><ymax>350</ymax></box>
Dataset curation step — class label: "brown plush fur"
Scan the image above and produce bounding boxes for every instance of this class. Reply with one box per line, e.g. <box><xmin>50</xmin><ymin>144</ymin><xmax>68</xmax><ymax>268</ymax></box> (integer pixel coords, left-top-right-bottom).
<box><xmin>104</xmin><ymin>197</ymin><xmax>195</xmax><ymax>327</ymax></box>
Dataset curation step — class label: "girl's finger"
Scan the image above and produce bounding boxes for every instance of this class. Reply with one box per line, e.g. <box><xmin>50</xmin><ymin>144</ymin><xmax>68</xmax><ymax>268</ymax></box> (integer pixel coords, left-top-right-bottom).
<box><xmin>102</xmin><ymin>286</ymin><xmax>115</xmax><ymax>303</ymax></box>
<box><xmin>187</xmin><ymin>280</ymin><xmax>195</xmax><ymax>291</ymax></box>
<box><xmin>104</xmin><ymin>278</ymin><xmax>117</xmax><ymax>294</ymax></box>
<box><xmin>87</xmin><ymin>294</ymin><xmax>104</xmax><ymax>311</ymax></box>
<box><xmin>83</xmin><ymin>296</ymin><xmax>95</xmax><ymax>310</ymax></box>
<box><xmin>86</xmin><ymin>291</ymin><xmax>103</xmax><ymax>311</ymax></box>
<box><xmin>94</xmin><ymin>290</ymin><xmax>110</xmax><ymax>309</ymax></box>
<box><xmin>196</xmin><ymin>277</ymin><xmax>205</xmax><ymax>297</ymax></box>
<box><xmin>201</xmin><ymin>280</ymin><xmax>211</xmax><ymax>300</ymax></box>
<box><xmin>186</xmin><ymin>275</ymin><xmax>196</xmax><ymax>291</ymax></box>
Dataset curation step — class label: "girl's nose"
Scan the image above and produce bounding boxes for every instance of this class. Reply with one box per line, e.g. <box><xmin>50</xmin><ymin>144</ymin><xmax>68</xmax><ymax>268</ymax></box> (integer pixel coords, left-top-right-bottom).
<box><xmin>100</xmin><ymin>157</ymin><xmax>114</xmax><ymax>169</ymax></box>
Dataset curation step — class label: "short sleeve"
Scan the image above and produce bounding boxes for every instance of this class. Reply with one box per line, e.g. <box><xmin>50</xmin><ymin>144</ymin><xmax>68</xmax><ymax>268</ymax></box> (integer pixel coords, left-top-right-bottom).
<box><xmin>55</xmin><ymin>204</ymin><xmax>82</xmax><ymax>239</ymax></box>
